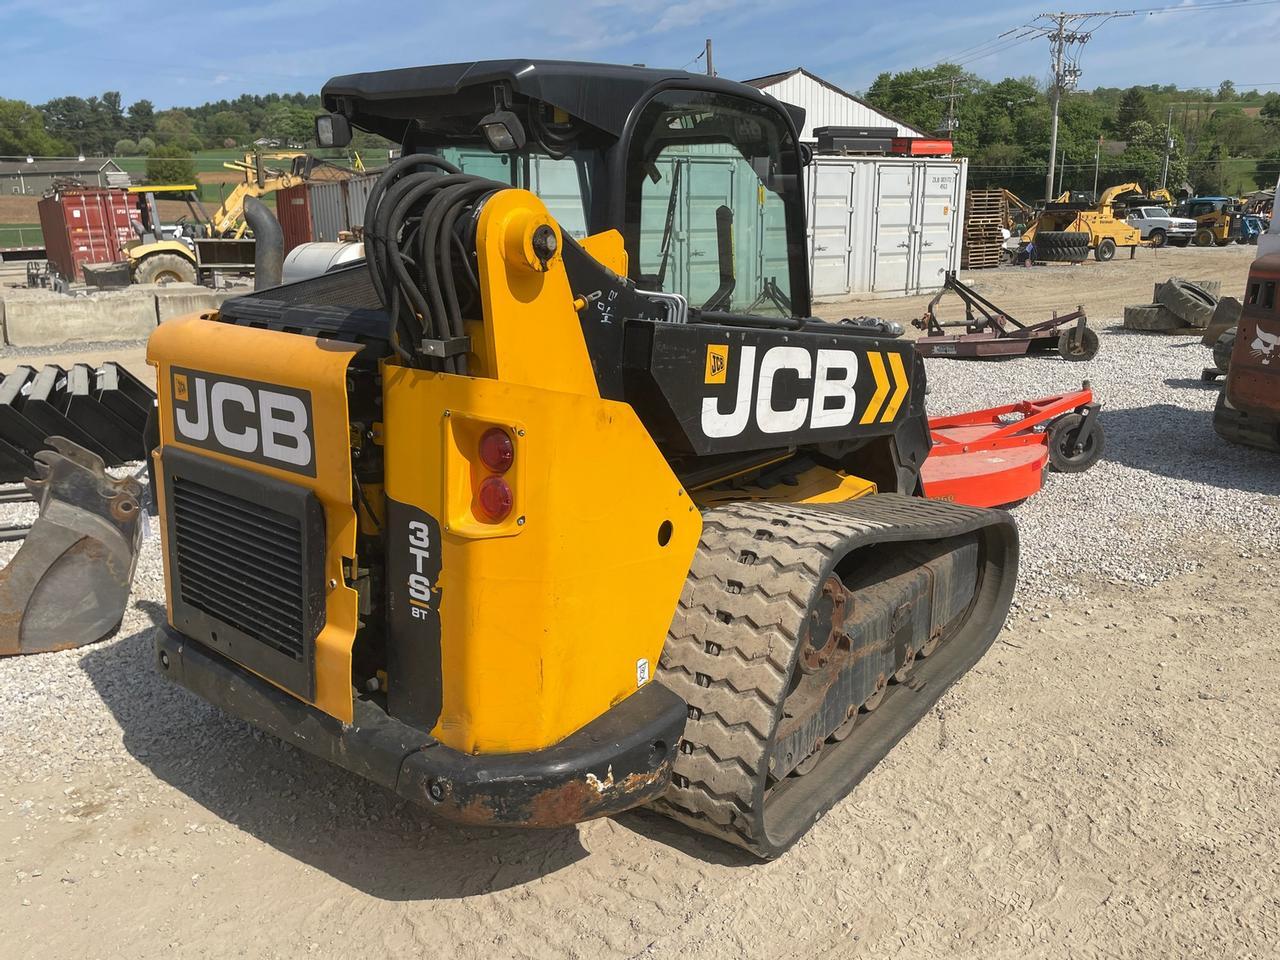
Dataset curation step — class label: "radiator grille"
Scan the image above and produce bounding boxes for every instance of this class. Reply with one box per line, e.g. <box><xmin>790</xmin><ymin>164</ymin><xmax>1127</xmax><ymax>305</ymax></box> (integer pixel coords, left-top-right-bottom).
<box><xmin>172</xmin><ymin>477</ymin><xmax>306</xmax><ymax>661</ymax></box>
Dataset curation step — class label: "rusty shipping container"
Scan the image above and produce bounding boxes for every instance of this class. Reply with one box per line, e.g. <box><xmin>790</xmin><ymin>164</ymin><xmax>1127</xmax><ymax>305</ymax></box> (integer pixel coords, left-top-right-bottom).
<box><xmin>38</xmin><ymin>187</ymin><xmax>134</xmax><ymax>281</ymax></box>
<box><xmin>277</xmin><ymin>174</ymin><xmax>378</xmax><ymax>253</ymax></box>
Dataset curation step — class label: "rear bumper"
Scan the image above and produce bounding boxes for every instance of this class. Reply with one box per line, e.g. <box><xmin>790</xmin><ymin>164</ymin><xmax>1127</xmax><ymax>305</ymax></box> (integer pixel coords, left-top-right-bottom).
<box><xmin>155</xmin><ymin>625</ymin><xmax>686</xmax><ymax>827</ymax></box>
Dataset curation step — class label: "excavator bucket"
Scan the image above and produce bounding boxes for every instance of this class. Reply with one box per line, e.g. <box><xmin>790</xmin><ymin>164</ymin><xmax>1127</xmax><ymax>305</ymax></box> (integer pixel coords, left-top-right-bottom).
<box><xmin>0</xmin><ymin>437</ymin><xmax>144</xmax><ymax>656</ymax></box>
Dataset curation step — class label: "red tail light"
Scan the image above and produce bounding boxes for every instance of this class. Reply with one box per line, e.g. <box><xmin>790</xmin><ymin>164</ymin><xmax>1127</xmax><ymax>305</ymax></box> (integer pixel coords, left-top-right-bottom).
<box><xmin>479</xmin><ymin>427</ymin><xmax>514</xmax><ymax>473</ymax></box>
<box><xmin>477</xmin><ymin>476</ymin><xmax>513</xmax><ymax>522</ymax></box>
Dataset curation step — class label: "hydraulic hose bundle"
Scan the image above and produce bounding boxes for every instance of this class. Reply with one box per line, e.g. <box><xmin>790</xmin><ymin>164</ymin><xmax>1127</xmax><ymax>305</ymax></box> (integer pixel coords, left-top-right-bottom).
<box><xmin>363</xmin><ymin>154</ymin><xmax>506</xmax><ymax>372</ymax></box>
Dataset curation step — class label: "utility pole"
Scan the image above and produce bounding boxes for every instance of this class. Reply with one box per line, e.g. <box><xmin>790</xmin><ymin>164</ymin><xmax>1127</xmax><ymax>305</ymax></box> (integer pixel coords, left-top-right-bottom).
<box><xmin>1057</xmin><ymin>148</ymin><xmax>1067</xmax><ymax>196</ymax></box>
<box><xmin>1093</xmin><ymin>135</ymin><xmax>1101</xmax><ymax>197</ymax></box>
<box><xmin>1044</xmin><ymin>14</ymin><xmax>1068</xmax><ymax>202</ymax></box>
<box><xmin>704</xmin><ymin>38</ymin><xmax>714</xmax><ymax>77</ymax></box>
<box><xmin>1032</xmin><ymin>10</ymin><xmax>1136</xmax><ymax>200</ymax></box>
<box><xmin>938</xmin><ymin>76</ymin><xmax>960</xmax><ymax>137</ymax></box>
<box><xmin>1160</xmin><ymin>106</ymin><xmax>1173</xmax><ymax>189</ymax></box>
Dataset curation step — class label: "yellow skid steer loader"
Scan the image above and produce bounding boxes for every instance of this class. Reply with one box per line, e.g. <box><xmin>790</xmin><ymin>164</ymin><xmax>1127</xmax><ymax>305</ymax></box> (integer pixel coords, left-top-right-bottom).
<box><xmin>146</xmin><ymin>61</ymin><xmax>1018</xmax><ymax>857</ymax></box>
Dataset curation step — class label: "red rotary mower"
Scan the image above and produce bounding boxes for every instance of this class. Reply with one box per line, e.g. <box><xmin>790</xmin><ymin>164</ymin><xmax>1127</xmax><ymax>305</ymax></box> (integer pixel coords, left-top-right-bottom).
<box><xmin>921</xmin><ymin>383</ymin><xmax>1103</xmax><ymax>509</ymax></box>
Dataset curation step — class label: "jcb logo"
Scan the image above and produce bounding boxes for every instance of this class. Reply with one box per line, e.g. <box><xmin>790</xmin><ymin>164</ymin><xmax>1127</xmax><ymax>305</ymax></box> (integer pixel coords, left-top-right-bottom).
<box><xmin>171</xmin><ymin>367</ymin><xmax>316</xmax><ymax>476</ymax></box>
<box><xmin>701</xmin><ymin>345</ymin><xmax>909</xmax><ymax>439</ymax></box>
<box><xmin>705</xmin><ymin>344</ymin><xmax>728</xmax><ymax>384</ymax></box>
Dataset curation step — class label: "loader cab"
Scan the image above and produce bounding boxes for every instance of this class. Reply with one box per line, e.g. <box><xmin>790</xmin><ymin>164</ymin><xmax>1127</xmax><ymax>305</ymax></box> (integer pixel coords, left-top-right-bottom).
<box><xmin>320</xmin><ymin>59</ymin><xmax>811</xmax><ymax>316</ymax></box>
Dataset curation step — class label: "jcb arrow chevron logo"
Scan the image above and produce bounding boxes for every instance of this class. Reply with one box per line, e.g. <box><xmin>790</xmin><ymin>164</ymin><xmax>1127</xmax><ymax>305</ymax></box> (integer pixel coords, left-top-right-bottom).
<box><xmin>701</xmin><ymin>345</ymin><xmax>908</xmax><ymax>438</ymax></box>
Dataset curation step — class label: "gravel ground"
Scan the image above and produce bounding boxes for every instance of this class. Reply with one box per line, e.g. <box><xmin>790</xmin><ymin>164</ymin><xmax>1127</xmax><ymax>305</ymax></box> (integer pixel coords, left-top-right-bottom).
<box><xmin>2</xmin><ymin>247</ymin><xmax>1279</xmax><ymax>958</ymax></box>
<box><xmin>924</xmin><ymin>326</ymin><xmax>1280</xmax><ymax>606</ymax></box>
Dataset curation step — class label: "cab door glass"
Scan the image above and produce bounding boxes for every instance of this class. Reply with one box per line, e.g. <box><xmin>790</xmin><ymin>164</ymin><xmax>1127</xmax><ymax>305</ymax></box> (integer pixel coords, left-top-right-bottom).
<box><xmin>624</xmin><ymin>90</ymin><xmax>806</xmax><ymax>317</ymax></box>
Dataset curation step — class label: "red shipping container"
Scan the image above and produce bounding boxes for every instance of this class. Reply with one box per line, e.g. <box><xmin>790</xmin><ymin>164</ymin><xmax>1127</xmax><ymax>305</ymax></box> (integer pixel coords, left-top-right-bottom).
<box><xmin>276</xmin><ymin>182</ymin><xmax>313</xmax><ymax>255</ymax></box>
<box><xmin>38</xmin><ymin>188</ymin><xmax>136</xmax><ymax>281</ymax></box>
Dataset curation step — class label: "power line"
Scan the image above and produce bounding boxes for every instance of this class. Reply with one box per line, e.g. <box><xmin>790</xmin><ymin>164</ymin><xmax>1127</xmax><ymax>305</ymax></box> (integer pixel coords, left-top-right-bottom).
<box><xmin>1022</xmin><ymin>10</ymin><xmax>1142</xmax><ymax>199</ymax></box>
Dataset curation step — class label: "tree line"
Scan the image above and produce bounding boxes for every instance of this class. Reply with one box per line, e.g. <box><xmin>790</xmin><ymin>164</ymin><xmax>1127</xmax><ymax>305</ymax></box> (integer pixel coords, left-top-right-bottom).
<box><xmin>865</xmin><ymin>68</ymin><xmax>1280</xmax><ymax>199</ymax></box>
<box><xmin>0</xmin><ymin>90</ymin><xmax>391</xmax><ymax>182</ymax></box>
<box><xmin>4</xmin><ymin>75</ymin><xmax>1279</xmax><ymax>200</ymax></box>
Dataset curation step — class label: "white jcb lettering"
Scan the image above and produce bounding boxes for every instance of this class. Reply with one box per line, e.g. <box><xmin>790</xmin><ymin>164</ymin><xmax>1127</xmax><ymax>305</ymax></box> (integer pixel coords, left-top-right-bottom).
<box><xmin>809</xmin><ymin>349</ymin><xmax>859</xmax><ymax>429</ymax></box>
<box><xmin>175</xmin><ymin>376</ymin><xmax>209</xmax><ymax>441</ymax></box>
<box><xmin>173</xmin><ymin>374</ymin><xmax>314</xmax><ymax>471</ymax></box>
<box><xmin>210</xmin><ymin>381</ymin><xmax>258</xmax><ymax>453</ymax></box>
<box><xmin>756</xmin><ymin>346</ymin><xmax>811</xmax><ymax>434</ymax></box>
<box><xmin>259</xmin><ymin>391</ymin><xmax>312</xmax><ymax>466</ymax></box>
<box><xmin>701</xmin><ymin>344</ymin><xmax>756</xmax><ymax>438</ymax></box>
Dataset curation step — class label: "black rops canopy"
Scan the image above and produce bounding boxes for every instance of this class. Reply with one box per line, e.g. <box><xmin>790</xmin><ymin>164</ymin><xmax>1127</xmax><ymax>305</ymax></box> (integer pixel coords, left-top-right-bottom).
<box><xmin>321</xmin><ymin>59</ymin><xmax>806</xmax><ymax>143</ymax></box>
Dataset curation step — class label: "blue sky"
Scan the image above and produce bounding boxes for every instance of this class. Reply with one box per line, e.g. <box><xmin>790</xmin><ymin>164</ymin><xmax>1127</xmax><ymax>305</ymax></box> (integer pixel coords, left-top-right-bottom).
<box><xmin>3</xmin><ymin>0</ymin><xmax>1280</xmax><ymax>107</ymax></box>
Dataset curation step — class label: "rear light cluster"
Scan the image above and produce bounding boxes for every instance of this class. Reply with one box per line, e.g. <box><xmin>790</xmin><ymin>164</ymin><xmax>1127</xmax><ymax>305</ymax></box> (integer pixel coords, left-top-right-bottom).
<box><xmin>476</xmin><ymin>427</ymin><xmax>514</xmax><ymax>523</ymax></box>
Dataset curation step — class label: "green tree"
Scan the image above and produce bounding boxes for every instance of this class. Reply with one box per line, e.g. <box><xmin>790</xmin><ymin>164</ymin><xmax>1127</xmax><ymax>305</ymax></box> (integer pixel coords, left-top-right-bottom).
<box><xmin>113</xmin><ymin>137</ymin><xmax>138</xmax><ymax>155</ymax></box>
<box><xmin>153</xmin><ymin>109</ymin><xmax>195</xmax><ymax>144</ymax></box>
<box><xmin>1116</xmin><ymin>87</ymin><xmax>1154</xmax><ymax>132</ymax></box>
<box><xmin>207</xmin><ymin>110</ymin><xmax>249</xmax><ymax>145</ymax></box>
<box><xmin>865</xmin><ymin>65</ymin><xmax>983</xmax><ymax>139</ymax></box>
<box><xmin>145</xmin><ymin>144</ymin><xmax>196</xmax><ymax>184</ymax></box>
<box><xmin>0</xmin><ymin>98</ymin><xmax>68</xmax><ymax>155</ymax></box>
<box><xmin>137</xmin><ymin>136</ymin><xmax>156</xmax><ymax>153</ymax></box>
<box><xmin>1253</xmin><ymin>148</ymin><xmax>1280</xmax><ymax>190</ymax></box>
<box><xmin>1217</xmin><ymin>80</ymin><xmax>1236</xmax><ymax>101</ymax></box>
<box><xmin>127</xmin><ymin>99</ymin><xmax>154</xmax><ymax>140</ymax></box>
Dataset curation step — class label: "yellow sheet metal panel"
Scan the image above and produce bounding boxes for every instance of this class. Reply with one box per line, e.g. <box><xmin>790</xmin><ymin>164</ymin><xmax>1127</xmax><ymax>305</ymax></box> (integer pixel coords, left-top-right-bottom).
<box><xmin>382</xmin><ymin>366</ymin><xmax>701</xmax><ymax>755</ymax></box>
<box><xmin>694</xmin><ymin>465</ymin><xmax>876</xmax><ymax>507</ymax></box>
<box><xmin>147</xmin><ymin>315</ymin><xmax>364</xmax><ymax>723</ymax></box>
<box><xmin>577</xmin><ymin>229</ymin><xmax>628</xmax><ymax>276</ymax></box>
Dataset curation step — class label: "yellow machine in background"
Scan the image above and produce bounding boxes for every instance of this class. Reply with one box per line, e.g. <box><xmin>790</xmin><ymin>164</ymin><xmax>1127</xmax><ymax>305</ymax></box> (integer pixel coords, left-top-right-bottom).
<box><xmin>1175</xmin><ymin>196</ymin><xmax>1242</xmax><ymax>247</ymax></box>
<box><xmin>1022</xmin><ymin>182</ymin><xmax>1144</xmax><ymax>261</ymax></box>
<box><xmin>123</xmin><ymin>153</ymin><xmax>311</xmax><ymax>284</ymax></box>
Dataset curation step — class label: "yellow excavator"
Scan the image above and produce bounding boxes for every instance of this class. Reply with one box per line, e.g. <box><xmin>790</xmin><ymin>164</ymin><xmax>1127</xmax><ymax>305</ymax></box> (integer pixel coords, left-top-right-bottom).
<box><xmin>123</xmin><ymin>153</ymin><xmax>313</xmax><ymax>284</ymax></box>
<box><xmin>1022</xmin><ymin>182</ymin><xmax>1144</xmax><ymax>262</ymax></box>
<box><xmin>146</xmin><ymin>59</ymin><xmax>1019</xmax><ymax>858</ymax></box>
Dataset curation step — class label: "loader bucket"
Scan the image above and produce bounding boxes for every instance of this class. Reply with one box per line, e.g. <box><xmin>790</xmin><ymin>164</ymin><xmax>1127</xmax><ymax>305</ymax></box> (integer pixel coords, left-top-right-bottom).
<box><xmin>0</xmin><ymin>438</ymin><xmax>144</xmax><ymax>656</ymax></box>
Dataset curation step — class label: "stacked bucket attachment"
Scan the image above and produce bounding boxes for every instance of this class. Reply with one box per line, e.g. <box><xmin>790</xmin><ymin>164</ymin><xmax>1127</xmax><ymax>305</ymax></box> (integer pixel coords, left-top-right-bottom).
<box><xmin>0</xmin><ymin>363</ymin><xmax>153</xmax><ymax>482</ymax></box>
<box><xmin>0</xmin><ymin>362</ymin><xmax>155</xmax><ymax>656</ymax></box>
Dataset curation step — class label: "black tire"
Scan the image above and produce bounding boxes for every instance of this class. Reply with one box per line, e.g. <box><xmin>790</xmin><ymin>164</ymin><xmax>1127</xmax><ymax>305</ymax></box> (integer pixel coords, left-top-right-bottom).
<box><xmin>1058</xmin><ymin>326</ymin><xmax>1099</xmax><ymax>361</ymax></box>
<box><xmin>1048</xmin><ymin>413</ymin><xmax>1104</xmax><ymax>473</ymax></box>
<box><xmin>1194</xmin><ymin>228</ymin><xmax>1215</xmax><ymax>247</ymax></box>
<box><xmin>134</xmin><ymin>252</ymin><xmax>196</xmax><ymax>285</ymax></box>
<box><xmin>1035</xmin><ymin>230</ymin><xmax>1090</xmax><ymax>262</ymax></box>
<box><xmin>1094</xmin><ymin>238</ymin><xmax>1117</xmax><ymax>262</ymax></box>
<box><xmin>1148</xmin><ymin>228</ymin><xmax>1167</xmax><ymax>248</ymax></box>
<box><xmin>1214</xmin><ymin>327</ymin><xmax>1237</xmax><ymax>374</ymax></box>
<box><xmin>1156</xmin><ymin>279</ymin><xmax>1218</xmax><ymax>328</ymax></box>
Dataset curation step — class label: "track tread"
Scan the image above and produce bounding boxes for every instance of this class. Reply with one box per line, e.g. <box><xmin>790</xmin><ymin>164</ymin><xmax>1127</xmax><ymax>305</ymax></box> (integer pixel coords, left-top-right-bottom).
<box><xmin>653</xmin><ymin>495</ymin><xmax>1014</xmax><ymax>857</ymax></box>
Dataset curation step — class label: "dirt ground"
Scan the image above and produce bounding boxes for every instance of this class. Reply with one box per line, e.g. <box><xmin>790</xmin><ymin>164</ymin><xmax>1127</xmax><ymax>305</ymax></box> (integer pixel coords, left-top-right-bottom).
<box><xmin>814</xmin><ymin>242</ymin><xmax>1256</xmax><ymax>328</ymax></box>
<box><xmin>3</xmin><ymin>243</ymin><xmax>1278</xmax><ymax>959</ymax></box>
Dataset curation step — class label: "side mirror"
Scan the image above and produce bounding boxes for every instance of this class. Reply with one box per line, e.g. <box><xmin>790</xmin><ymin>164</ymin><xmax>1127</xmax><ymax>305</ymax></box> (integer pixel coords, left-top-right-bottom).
<box><xmin>315</xmin><ymin>113</ymin><xmax>352</xmax><ymax>148</ymax></box>
<box><xmin>798</xmin><ymin>142</ymin><xmax>814</xmax><ymax>167</ymax></box>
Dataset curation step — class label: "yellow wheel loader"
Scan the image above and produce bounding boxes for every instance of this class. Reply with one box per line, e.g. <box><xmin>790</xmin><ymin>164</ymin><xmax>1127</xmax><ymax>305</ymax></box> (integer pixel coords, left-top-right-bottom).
<box><xmin>146</xmin><ymin>60</ymin><xmax>1018</xmax><ymax>858</ymax></box>
<box><xmin>124</xmin><ymin>154</ymin><xmax>313</xmax><ymax>285</ymax></box>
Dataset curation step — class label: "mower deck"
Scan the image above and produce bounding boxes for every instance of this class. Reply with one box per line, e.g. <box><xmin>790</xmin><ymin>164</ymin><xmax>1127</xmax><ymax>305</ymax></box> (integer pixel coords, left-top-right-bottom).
<box><xmin>922</xmin><ymin>385</ymin><xmax>1103</xmax><ymax>508</ymax></box>
<box><xmin>914</xmin><ymin>271</ymin><xmax>1098</xmax><ymax>361</ymax></box>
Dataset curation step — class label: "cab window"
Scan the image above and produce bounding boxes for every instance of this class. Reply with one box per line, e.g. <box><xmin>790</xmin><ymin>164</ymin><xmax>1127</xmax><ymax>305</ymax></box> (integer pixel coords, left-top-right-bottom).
<box><xmin>623</xmin><ymin>89</ymin><xmax>806</xmax><ymax>317</ymax></box>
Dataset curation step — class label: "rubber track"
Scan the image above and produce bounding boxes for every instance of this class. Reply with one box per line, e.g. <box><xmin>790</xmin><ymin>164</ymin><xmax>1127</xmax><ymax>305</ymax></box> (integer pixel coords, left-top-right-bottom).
<box><xmin>654</xmin><ymin>494</ymin><xmax>1013</xmax><ymax>856</ymax></box>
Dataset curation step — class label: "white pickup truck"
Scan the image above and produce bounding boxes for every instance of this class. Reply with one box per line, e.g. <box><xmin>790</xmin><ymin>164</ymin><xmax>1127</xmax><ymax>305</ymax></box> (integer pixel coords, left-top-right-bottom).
<box><xmin>1125</xmin><ymin>206</ymin><xmax>1198</xmax><ymax>247</ymax></box>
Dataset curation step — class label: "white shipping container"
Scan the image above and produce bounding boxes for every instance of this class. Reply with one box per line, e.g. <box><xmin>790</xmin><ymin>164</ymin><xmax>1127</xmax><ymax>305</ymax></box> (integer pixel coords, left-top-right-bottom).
<box><xmin>806</xmin><ymin>155</ymin><xmax>967</xmax><ymax>301</ymax></box>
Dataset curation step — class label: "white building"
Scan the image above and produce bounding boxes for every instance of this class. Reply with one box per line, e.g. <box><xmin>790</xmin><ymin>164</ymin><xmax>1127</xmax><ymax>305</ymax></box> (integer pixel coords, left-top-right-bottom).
<box><xmin>745</xmin><ymin>68</ymin><xmax>928</xmax><ymax>142</ymax></box>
